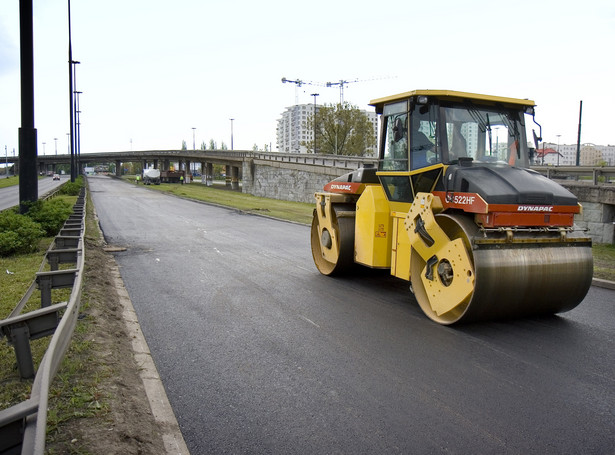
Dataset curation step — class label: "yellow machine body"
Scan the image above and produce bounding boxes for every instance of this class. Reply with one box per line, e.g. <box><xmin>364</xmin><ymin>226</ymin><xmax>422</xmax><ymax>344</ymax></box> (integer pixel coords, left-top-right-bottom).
<box><xmin>354</xmin><ymin>185</ymin><xmax>393</xmax><ymax>269</ymax></box>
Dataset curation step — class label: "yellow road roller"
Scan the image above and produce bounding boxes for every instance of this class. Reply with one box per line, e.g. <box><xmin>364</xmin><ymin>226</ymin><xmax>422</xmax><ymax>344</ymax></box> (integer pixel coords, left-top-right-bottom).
<box><xmin>311</xmin><ymin>90</ymin><xmax>593</xmax><ymax>324</ymax></box>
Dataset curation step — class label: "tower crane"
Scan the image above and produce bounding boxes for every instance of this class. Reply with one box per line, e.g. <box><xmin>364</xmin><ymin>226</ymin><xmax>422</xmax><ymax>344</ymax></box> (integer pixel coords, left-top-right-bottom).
<box><xmin>326</xmin><ymin>76</ymin><xmax>396</xmax><ymax>104</ymax></box>
<box><xmin>281</xmin><ymin>77</ymin><xmax>324</xmax><ymax>104</ymax></box>
<box><xmin>326</xmin><ymin>79</ymin><xmax>360</xmax><ymax>104</ymax></box>
<box><xmin>283</xmin><ymin>76</ymin><xmax>395</xmax><ymax>105</ymax></box>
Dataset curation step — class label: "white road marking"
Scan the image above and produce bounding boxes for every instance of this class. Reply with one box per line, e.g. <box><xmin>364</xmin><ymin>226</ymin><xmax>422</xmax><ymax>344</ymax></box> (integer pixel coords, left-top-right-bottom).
<box><xmin>299</xmin><ymin>315</ymin><xmax>320</xmax><ymax>328</ymax></box>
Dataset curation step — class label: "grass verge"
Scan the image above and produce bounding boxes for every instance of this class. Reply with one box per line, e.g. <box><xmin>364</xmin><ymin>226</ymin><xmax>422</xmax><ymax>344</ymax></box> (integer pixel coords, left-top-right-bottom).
<box><xmin>592</xmin><ymin>243</ymin><xmax>615</xmax><ymax>281</ymax></box>
<box><xmin>0</xmin><ymin>176</ymin><xmax>19</xmax><ymax>189</ymax></box>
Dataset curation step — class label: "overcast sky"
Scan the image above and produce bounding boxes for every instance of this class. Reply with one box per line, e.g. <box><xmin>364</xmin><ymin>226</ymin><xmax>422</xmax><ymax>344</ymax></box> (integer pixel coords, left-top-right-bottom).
<box><xmin>0</xmin><ymin>0</ymin><xmax>613</xmax><ymax>156</ymax></box>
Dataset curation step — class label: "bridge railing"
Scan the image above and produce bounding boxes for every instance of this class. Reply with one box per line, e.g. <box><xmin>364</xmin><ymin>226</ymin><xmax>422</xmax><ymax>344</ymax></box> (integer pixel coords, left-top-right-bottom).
<box><xmin>0</xmin><ymin>187</ymin><xmax>86</xmax><ymax>455</ymax></box>
<box><xmin>251</xmin><ymin>152</ymin><xmax>377</xmax><ymax>170</ymax></box>
<box><xmin>531</xmin><ymin>165</ymin><xmax>615</xmax><ymax>185</ymax></box>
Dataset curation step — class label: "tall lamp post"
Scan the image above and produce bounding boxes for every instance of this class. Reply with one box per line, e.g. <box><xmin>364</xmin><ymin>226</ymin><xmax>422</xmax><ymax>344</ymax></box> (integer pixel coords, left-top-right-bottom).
<box><xmin>311</xmin><ymin>93</ymin><xmax>319</xmax><ymax>154</ymax></box>
<box><xmin>75</xmin><ymin>90</ymin><xmax>82</xmax><ymax>173</ymax></box>
<box><xmin>229</xmin><ymin>118</ymin><xmax>234</xmax><ymax>150</ymax></box>
<box><xmin>556</xmin><ymin>134</ymin><xmax>561</xmax><ymax>166</ymax></box>
<box><xmin>192</xmin><ymin>127</ymin><xmax>196</xmax><ymax>150</ymax></box>
<box><xmin>18</xmin><ymin>0</ymin><xmax>38</xmax><ymax>211</ymax></box>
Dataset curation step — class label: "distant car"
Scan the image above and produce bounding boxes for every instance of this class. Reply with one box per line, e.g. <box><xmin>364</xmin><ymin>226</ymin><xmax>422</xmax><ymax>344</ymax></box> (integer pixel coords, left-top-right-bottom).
<box><xmin>53</xmin><ymin>174</ymin><xmax>60</xmax><ymax>180</ymax></box>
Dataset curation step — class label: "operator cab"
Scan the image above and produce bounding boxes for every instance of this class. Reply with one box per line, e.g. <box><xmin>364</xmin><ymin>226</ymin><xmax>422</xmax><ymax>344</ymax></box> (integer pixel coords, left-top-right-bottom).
<box><xmin>370</xmin><ymin>90</ymin><xmax>536</xmax><ymax>202</ymax></box>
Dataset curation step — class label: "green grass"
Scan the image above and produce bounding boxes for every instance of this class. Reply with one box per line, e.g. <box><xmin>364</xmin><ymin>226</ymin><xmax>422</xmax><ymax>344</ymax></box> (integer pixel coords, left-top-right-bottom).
<box><xmin>0</xmin><ymin>237</ymin><xmax>74</xmax><ymax>411</ymax></box>
<box><xmin>592</xmin><ymin>243</ymin><xmax>615</xmax><ymax>281</ymax></box>
<box><xmin>0</xmin><ymin>175</ymin><xmax>19</xmax><ymax>189</ymax></box>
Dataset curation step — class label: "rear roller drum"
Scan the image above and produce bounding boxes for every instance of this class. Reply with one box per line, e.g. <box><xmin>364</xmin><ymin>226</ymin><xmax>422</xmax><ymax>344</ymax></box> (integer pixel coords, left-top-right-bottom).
<box><xmin>311</xmin><ymin>205</ymin><xmax>355</xmax><ymax>276</ymax></box>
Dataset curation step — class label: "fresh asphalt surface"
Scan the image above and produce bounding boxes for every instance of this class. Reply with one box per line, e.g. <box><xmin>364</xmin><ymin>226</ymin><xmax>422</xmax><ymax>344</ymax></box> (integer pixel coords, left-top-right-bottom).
<box><xmin>88</xmin><ymin>175</ymin><xmax>615</xmax><ymax>454</ymax></box>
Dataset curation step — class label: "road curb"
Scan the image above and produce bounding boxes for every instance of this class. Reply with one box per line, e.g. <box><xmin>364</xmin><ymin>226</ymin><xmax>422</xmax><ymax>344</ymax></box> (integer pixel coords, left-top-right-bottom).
<box><xmin>592</xmin><ymin>277</ymin><xmax>615</xmax><ymax>290</ymax></box>
<box><xmin>110</xmin><ymin>259</ymin><xmax>191</xmax><ymax>455</ymax></box>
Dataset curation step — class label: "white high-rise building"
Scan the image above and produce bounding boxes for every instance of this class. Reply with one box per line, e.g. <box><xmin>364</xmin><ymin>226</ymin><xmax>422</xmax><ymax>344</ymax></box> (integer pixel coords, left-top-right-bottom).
<box><xmin>276</xmin><ymin>104</ymin><xmax>378</xmax><ymax>156</ymax></box>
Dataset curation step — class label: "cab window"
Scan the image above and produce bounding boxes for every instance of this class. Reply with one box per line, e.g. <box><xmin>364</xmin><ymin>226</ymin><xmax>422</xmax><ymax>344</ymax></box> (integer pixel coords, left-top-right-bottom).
<box><xmin>441</xmin><ymin>104</ymin><xmax>529</xmax><ymax>167</ymax></box>
<box><xmin>410</xmin><ymin>103</ymin><xmax>439</xmax><ymax>170</ymax></box>
<box><xmin>380</xmin><ymin>102</ymin><xmax>408</xmax><ymax>171</ymax></box>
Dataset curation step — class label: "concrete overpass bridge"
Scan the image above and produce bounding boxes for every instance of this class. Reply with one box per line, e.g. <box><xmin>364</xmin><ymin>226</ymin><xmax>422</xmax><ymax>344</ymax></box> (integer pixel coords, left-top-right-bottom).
<box><xmin>12</xmin><ymin>149</ymin><xmax>372</xmax><ymax>189</ymax></box>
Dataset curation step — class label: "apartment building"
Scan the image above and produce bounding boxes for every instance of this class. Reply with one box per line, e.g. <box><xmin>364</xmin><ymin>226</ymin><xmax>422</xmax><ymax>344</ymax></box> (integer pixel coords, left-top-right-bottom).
<box><xmin>541</xmin><ymin>143</ymin><xmax>615</xmax><ymax>166</ymax></box>
<box><xmin>276</xmin><ymin>104</ymin><xmax>378</xmax><ymax>156</ymax></box>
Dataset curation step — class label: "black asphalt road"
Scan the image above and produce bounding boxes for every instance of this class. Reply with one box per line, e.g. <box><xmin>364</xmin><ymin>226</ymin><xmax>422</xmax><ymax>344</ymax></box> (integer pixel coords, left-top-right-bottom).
<box><xmin>88</xmin><ymin>175</ymin><xmax>615</xmax><ymax>455</ymax></box>
<box><xmin>0</xmin><ymin>175</ymin><xmax>68</xmax><ymax>211</ymax></box>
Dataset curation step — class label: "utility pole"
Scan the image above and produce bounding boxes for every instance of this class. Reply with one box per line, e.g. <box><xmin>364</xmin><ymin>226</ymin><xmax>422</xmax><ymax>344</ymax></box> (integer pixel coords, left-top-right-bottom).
<box><xmin>68</xmin><ymin>0</ymin><xmax>76</xmax><ymax>182</ymax></box>
<box><xmin>19</xmin><ymin>0</ymin><xmax>38</xmax><ymax>212</ymax></box>
<box><xmin>311</xmin><ymin>93</ymin><xmax>319</xmax><ymax>154</ymax></box>
<box><xmin>576</xmin><ymin>100</ymin><xmax>583</xmax><ymax>166</ymax></box>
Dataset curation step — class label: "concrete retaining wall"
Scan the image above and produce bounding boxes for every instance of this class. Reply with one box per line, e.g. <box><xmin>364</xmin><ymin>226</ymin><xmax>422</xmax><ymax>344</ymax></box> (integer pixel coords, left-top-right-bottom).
<box><xmin>241</xmin><ymin>160</ymin><xmax>615</xmax><ymax>244</ymax></box>
<box><xmin>242</xmin><ymin>159</ymin><xmax>362</xmax><ymax>204</ymax></box>
<box><xmin>563</xmin><ymin>184</ymin><xmax>615</xmax><ymax>244</ymax></box>
<box><xmin>573</xmin><ymin>202</ymin><xmax>614</xmax><ymax>244</ymax></box>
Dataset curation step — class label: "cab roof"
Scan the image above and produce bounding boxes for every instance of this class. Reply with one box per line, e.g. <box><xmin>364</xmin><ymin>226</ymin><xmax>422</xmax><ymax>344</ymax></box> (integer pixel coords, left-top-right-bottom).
<box><xmin>369</xmin><ymin>89</ymin><xmax>535</xmax><ymax>114</ymax></box>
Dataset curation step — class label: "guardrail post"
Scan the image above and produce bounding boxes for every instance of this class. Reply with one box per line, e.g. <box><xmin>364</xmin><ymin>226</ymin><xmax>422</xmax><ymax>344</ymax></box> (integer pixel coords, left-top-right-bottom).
<box><xmin>47</xmin><ymin>254</ymin><xmax>60</xmax><ymax>271</ymax></box>
<box><xmin>36</xmin><ymin>270</ymin><xmax>77</xmax><ymax>308</ymax></box>
<box><xmin>37</xmin><ymin>275</ymin><xmax>53</xmax><ymax>307</ymax></box>
<box><xmin>9</xmin><ymin>323</ymin><xmax>35</xmax><ymax>379</ymax></box>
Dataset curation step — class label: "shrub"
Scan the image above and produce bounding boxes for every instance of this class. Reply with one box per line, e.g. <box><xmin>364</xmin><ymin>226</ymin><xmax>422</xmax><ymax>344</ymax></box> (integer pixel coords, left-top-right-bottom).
<box><xmin>59</xmin><ymin>176</ymin><xmax>83</xmax><ymax>196</ymax></box>
<box><xmin>0</xmin><ymin>210</ymin><xmax>44</xmax><ymax>256</ymax></box>
<box><xmin>25</xmin><ymin>199</ymin><xmax>73</xmax><ymax>236</ymax></box>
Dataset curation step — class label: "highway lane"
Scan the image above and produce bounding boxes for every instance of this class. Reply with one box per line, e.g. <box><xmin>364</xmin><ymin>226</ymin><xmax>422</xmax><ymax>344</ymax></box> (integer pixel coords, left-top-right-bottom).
<box><xmin>88</xmin><ymin>175</ymin><xmax>615</xmax><ymax>455</ymax></box>
<box><xmin>0</xmin><ymin>175</ymin><xmax>69</xmax><ymax>211</ymax></box>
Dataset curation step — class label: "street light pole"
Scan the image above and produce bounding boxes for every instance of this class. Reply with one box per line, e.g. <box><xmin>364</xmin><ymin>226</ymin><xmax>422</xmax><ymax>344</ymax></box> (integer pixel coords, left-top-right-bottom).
<box><xmin>192</xmin><ymin>127</ymin><xmax>196</xmax><ymax>150</ymax></box>
<box><xmin>68</xmin><ymin>0</ymin><xmax>76</xmax><ymax>182</ymax></box>
<box><xmin>18</xmin><ymin>0</ymin><xmax>38</xmax><ymax>211</ymax></box>
<box><xmin>556</xmin><ymin>134</ymin><xmax>561</xmax><ymax>166</ymax></box>
<box><xmin>75</xmin><ymin>90</ymin><xmax>82</xmax><ymax>172</ymax></box>
<box><xmin>311</xmin><ymin>93</ymin><xmax>319</xmax><ymax>154</ymax></box>
<box><xmin>230</xmin><ymin>118</ymin><xmax>234</xmax><ymax>150</ymax></box>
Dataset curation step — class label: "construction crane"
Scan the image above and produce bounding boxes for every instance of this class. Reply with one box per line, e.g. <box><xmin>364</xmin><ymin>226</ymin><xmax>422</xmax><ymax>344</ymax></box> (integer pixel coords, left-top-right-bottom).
<box><xmin>326</xmin><ymin>79</ymin><xmax>360</xmax><ymax>104</ymax></box>
<box><xmin>283</xmin><ymin>76</ymin><xmax>395</xmax><ymax>105</ymax></box>
<box><xmin>281</xmin><ymin>77</ymin><xmax>324</xmax><ymax>104</ymax></box>
<box><xmin>327</xmin><ymin>76</ymin><xmax>397</xmax><ymax>104</ymax></box>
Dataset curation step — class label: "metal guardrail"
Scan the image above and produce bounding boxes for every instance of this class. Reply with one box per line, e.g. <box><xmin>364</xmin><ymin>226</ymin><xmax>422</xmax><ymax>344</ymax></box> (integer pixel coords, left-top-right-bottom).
<box><xmin>251</xmin><ymin>152</ymin><xmax>377</xmax><ymax>170</ymax></box>
<box><xmin>531</xmin><ymin>165</ymin><xmax>615</xmax><ymax>185</ymax></box>
<box><xmin>0</xmin><ymin>187</ymin><xmax>86</xmax><ymax>455</ymax></box>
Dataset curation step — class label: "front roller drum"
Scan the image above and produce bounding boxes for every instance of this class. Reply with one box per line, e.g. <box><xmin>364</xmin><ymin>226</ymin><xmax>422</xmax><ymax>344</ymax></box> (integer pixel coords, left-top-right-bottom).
<box><xmin>410</xmin><ymin>213</ymin><xmax>593</xmax><ymax>324</ymax></box>
<box><xmin>311</xmin><ymin>204</ymin><xmax>355</xmax><ymax>276</ymax></box>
